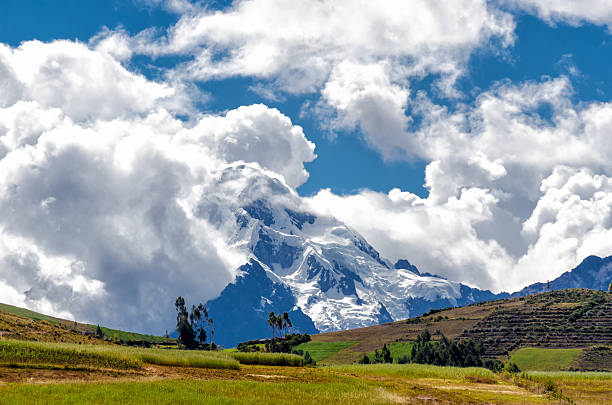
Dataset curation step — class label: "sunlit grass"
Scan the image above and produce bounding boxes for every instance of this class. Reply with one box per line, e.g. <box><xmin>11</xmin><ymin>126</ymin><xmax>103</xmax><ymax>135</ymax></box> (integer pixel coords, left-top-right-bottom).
<box><xmin>230</xmin><ymin>352</ymin><xmax>304</xmax><ymax>367</ymax></box>
<box><xmin>0</xmin><ymin>340</ymin><xmax>239</xmax><ymax>370</ymax></box>
<box><xmin>330</xmin><ymin>363</ymin><xmax>494</xmax><ymax>379</ymax></box>
<box><xmin>527</xmin><ymin>370</ymin><xmax>612</xmax><ymax>381</ymax></box>
<box><xmin>0</xmin><ymin>378</ymin><xmax>387</xmax><ymax>405</ymax></box>
<box><xmin>293</xmin><ymin>341</ymin><xmax>356</xmax><ymax>362</ymax></box>
<box><xmin>509</xmin><ymin>347</ymin><xmax>581</xmax><ymax>371</ymax></box>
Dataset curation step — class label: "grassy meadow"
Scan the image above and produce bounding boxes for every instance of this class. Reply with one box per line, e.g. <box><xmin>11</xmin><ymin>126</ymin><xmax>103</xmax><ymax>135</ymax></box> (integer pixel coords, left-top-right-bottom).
<box><xmin>1</xmin><ymin>338</ymin><xmax>611</xmax><ymax>404</ymax></box>
<box><xmin>293</xmin><ymin>341</ymin><xmax>356</xmax><ymax>363</ymax></box>
<box><xmin>0</xmin><ymin>340</ymin><xmax>239</xmax><ymax>370</ymax></box>
<box><xmin>510</xmin><ymin>347</ymin><xmax>582</xmax><ymax>371</ymax></box>
<box><xmin>524</xmin><ymin>371</ymin><xmax>612</xmax><ymax>404</ymax></box>
<box><xmin>230</xmin><ymin>352</ymin><xmax>304</xmax><ymax>367</ymax></box>
<box><xmin>0</xmin><ymin>362</ymin><xmax>566</xmax><ymax>405</ymax></box>
<box><xmin>2</xmin><ymin>291</ymin><xmax>611</xmax><ymax>404</ymax></box>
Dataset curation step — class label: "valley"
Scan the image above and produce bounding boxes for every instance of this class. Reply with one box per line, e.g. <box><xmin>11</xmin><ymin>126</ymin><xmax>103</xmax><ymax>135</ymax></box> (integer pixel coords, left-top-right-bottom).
<box><xmin>1</xmin><ymin>288</ymin><xmax>611</xmax><ymax>404</ymax></box>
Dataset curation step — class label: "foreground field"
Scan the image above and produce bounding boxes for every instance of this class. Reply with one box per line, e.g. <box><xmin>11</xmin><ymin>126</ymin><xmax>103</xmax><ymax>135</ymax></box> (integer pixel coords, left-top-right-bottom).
<box><xmin>1</xmin><ymin>339</ymin><xmax>610</xmax><ymax>403</ymax></box>
<box><xmin>526</xmin><ymin>371</ymin><xmax>612</xmax><ymax>404</ymax></box>
<box><xmin>0</xmin><ymin>362</ymin><xmax>564</xmax><ymax>404</ymax></box>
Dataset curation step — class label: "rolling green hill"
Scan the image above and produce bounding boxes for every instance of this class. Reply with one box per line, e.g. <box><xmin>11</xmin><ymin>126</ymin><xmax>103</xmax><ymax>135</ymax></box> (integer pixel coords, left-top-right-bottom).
<box><xmin>0</xmin><ymin>302</ymin><xmax>169</xmax><ymax>344</ymax></box>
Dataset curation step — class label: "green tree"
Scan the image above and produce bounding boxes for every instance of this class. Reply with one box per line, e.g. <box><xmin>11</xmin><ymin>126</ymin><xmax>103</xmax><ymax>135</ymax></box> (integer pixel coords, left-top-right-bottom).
<box><xmin>175</xmin><ymin>296</ymin><xmax>195</xmax><ymax>347</ymax></box>
<box><xmin>175</xmin><ymin>297</ymin><xmax>211</xmax><ymax>349</ymax></box>
<box><xmin>282</xmin><ymin>312</ymin><xmax>293</xmax><ymax>335</ymax></box>
<box><xmin>304</xmin><ymin>351</ymin><xmax>316</xmax><ymax>366</ymax></box>
<box><xmin>95</xmin><ymin>325</ymin><xmax>104</xmax><ymax>339</ymax></box>
<box><xmin>268</xmin><ymin>311</ymin><xmax>277</xmax><ymax>338</ymax></box>
<box><xmin>382</xmin><ymin>344</ymin><xmax>393</xmax><ymax>363</ymax></box>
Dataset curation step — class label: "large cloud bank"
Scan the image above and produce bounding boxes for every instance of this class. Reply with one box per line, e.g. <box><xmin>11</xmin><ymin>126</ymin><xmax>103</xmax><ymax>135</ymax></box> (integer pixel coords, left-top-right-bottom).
<box><xmin>2</xmin><ymin>0</ymin><xmax>612</xmax><ymax>334</ymax></box>
<box><xmin>0</xmin><ymin>40</ymin><xmax>314</xmax><ymax>333</ymax></box>
<box><xmin>112</xmin><ymin>0</ymin><xmax>612</xmax><ymax>293</ymax></box>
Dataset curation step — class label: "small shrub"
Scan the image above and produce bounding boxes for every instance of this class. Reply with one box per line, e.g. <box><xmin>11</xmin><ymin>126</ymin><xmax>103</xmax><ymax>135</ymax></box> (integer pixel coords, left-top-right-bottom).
<box><xmin>505</xmin><ymin>362</ymin><xmax>520</xmax><ymax>373</ymax></box>
<box><xmin>303</xmin><ymin>351</ymin><xmax>316</xmax><ymax>366</ymax></box>
<box><xmin>358</xmin><ymin>354</ymin><xmax>371</xmax><ymax>364</ymax></box>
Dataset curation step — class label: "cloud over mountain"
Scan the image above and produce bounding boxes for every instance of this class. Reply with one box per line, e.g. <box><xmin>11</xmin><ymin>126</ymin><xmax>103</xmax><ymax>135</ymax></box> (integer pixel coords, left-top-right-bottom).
<box><xmin>0</xmin><ymin>40</ymin><xmax>314</xmax><ymax>333</ymax></box>
<box><xmin>2</xmin><ymin>1</ymin><xmax>612</xmax><ymax>335</ymax></box>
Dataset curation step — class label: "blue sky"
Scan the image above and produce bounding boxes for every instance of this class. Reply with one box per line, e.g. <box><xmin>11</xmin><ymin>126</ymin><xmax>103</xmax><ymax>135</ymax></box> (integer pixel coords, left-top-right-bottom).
<box><xmin>2</xmin><ymin>2</ymin><xmax>610</xmax><ymax>197</ymax></box>
<box><xmin>3</xmin><ymin>0</ymin><xmax>612</xmax><ymax>330</ymax></box>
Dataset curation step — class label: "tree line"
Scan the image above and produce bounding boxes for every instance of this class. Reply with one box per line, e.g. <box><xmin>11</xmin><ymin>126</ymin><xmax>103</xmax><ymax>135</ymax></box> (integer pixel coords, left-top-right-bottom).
<box><xmin>359</xmin><ymin>330</ymin><xmax>507</xmax><ymax>372</ymax></box>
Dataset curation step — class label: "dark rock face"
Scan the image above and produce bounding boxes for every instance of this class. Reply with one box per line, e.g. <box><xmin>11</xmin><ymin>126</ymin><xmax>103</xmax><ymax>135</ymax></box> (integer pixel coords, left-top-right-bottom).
<box><xmin>243</xmin><ymin>199</ymin><xmax>275</xmax><ymax>226</ymax></box>
<box><xmin>354</xmin><ymin>239</ymin><xmax>388</xmax><ymax>267</ymax></box>
<box><xmin>285</xmin><ymin>209</ymin><xmax>316</xmax><ymax>230</ymax></box>
<box><xmin>253</xmin><ymin>229</ymin><xmax>301</xmax><ymax>269</ymax></box>
<box><xmin>205</xmin><ymin>260</ymin><xmax>318</xmax><ymax>348</ymax></box>
<box><xmin>512</xmin><ymin>255</ymin><xmax>612</xmax><ymax>297</ymax></box>
<box><xmin>377</xmin><ymin>302</ymin><xmax>393</xmax><ymax>324</ymax></box>
<box><xmin>394</xmin><ymin>259</ymin><xmax>420</xmax><ymax>275</ymax></box>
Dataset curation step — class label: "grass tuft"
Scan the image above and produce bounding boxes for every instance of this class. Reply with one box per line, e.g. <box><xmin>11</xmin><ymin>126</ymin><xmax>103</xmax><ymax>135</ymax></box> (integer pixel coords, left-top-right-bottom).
<box><xmin>231</xmin><ymin>352</ymin><xmax>304</xmax><ymax>367</ymax></box>
<box><xmin>331</xmin><ymin>363</ymin><xmax>495</xmax><ymax>379</ymax></box>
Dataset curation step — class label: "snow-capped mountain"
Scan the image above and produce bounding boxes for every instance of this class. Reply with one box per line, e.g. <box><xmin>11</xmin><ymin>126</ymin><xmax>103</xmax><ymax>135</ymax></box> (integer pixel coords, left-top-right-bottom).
<box><xmin>200</xmin><ymin>164</ymin><xmax>505</xmax><ymax>347</ymax></box>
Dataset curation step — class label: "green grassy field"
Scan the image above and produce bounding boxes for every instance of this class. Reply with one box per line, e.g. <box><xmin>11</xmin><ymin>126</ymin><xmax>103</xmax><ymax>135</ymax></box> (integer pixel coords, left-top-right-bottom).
<box><xmin>510</xmin><ymin>347</ymin><xmax>582</xmax><ymax>371</ymax></box>
<box><xmin>0</xmin><ymin>364</ymin><xmax>554</xmax><ymax>405</ymax></box>
<box><xmin>230</xmin><ymin>352</ymin><xmax>304</xmax><ymax>367</ymax></box>
<box><xmin>525</xmin><ymin>371</ymin><xmax>612</xmax><ymax>404</ymax></box>
<box><xmin>0</xmin><ymin>302</ymin><xmax>169</xmax><ymax>344</ymax></box>
<box><xmin>98</xmin><ymin>326</ymin><xmax>169</xmax><ymax>343</ymax></box>
<box><xmin>0</xmin><ymin>379</ymin><xmax>386</xmax><ymax>405</ymax></box>
<box><xmin>330</xmin><ymin>363</ymin><xmax>495</xmax><ymax>379</ymax></box>
<box><xmin>386</xmin><ymin>342</ymin><xmax>414</xmax><ymax>362</ymax></box>
<box><xmin>0</xmin><ymin>303</ymin><xmax>59</xmax><ymax>324</ymax></box>
<box><xmin>293</xmin><ymin>341</ymin><xmax>356</xmax><ymax>363</ymax></box>
<box><xmin>4</xmin><ymin>345</ymin><xmax>612</xmax><ymax>404</ymax></box>
<box><xmin>0</xmin><ymin>340</ymin><xmax>239</xmax><ymax>370</ymax></box>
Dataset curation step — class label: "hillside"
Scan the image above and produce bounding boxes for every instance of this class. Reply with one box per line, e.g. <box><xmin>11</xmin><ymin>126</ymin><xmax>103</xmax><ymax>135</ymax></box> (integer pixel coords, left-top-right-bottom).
<box><xmin>0</xmin><ymin>303</ymin><xmax>168</xmax><ymax>344</ymax></box>
<box><xmin>309</xmin><ymin>289</ymin><xmax>612</xmax><ymax>369</ymax></box>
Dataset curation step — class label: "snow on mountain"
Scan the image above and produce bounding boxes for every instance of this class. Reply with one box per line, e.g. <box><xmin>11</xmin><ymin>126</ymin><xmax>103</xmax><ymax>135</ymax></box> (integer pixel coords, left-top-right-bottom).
<box><xmin>200</xmin><ymin>164</ymin><xmax>504</xmax><ymax>347</ymax></box>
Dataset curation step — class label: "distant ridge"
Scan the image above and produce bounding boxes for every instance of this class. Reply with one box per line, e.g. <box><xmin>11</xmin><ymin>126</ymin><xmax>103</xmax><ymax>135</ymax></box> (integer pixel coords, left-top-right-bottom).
<box><xmin>512</xmin><ymin>255</ymin><xmax>612</xmax><ymax>297</ymax></box>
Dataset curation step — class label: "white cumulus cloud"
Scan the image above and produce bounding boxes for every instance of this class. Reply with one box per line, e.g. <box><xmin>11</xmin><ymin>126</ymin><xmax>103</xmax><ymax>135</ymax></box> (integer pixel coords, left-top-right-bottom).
<box><xmin>507</xmin><ymin>0</ymin><xmax>612</xmax><ymax>30</ymax></box>
<box><xmin>0</xmin><ymin>39</ymin><xmax>315</xmax><ymax>334</ymax></box>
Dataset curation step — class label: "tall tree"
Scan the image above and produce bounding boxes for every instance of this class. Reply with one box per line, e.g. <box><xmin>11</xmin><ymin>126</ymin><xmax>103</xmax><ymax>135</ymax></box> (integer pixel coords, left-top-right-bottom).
<box><xmin>282</xmin><ymin>312</ymin><xmax>293</xmax><ymax>335</ymax></box>
<box><xmin>175</xmin><ymin>297</ymin><xmax>212</xmax><ymax>349</ymax></box>
<box><xmin>267</xmin><ymin>311</ymin><xmax>277</xmax><ymax>338</ymax></box>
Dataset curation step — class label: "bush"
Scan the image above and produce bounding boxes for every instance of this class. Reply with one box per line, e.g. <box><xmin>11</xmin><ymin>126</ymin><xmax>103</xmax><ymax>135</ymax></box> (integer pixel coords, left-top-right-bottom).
<box><xmin>358</xmin><ymin>354</ymin><xmax>371</xmax><ymax>364</ymax></box>
<box><xmin>303</xmin><ymin>351</ymin><xmax>316</xmax><ymax>366</ymax></box>
<box><xmin>483</xmin><ymin>359</ymin><xmax>504</xmax><ymax>373</ymax></box>
<box><xmin>505</xmin><ymin>362</ymin><xmax>520</xmax><ymax>373</ymax></box>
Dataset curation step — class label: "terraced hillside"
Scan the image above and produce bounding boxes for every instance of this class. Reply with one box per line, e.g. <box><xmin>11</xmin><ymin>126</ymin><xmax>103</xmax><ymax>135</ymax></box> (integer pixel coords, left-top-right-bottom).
<box><xmin>459</xmin><ymin>290</ymin><xmax>612</xmax><ymax>357</ymax></box>
<box><xmin>310</xmin><ymin>289</ymin><xmax>612</xmax><ymax>367</ymax></box>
